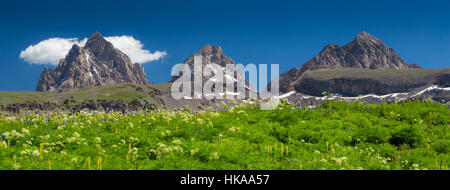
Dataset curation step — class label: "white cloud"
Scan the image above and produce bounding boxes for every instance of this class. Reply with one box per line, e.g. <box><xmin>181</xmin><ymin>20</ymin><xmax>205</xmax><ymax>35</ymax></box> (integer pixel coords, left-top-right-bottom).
<box><xmin>20</xmin><ymin>35</ymin><xmax>166</xmax><ymax>65</ymax></box>
<box><xmin>19</xmin><ymin>38</ymin><xmax>87</xmax><ymax>65</ymax></box>
<box><xmin>105</xmin><ymin>36</ymin><xmax>167</xmax><ymax>64</ymax></box>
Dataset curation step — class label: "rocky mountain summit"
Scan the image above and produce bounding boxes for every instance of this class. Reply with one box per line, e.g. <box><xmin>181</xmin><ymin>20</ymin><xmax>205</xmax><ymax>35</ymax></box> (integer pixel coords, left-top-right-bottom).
<box><xmin>171</xmin><ymin>45</ymin><xmax>235</xmax><ymax>82</ymax></box>
<box><xmin>36</xmin><ymin>32</ymin><xmax>149</xmax><ymax>92</ymax></box>
<box><xmin>305</xmin><ymin>31</ymin><xmax>414</xmax><ymax>70</ymax></box>
<box><xmin>171</xmin><ymin>45</ymin><xmax>254</xmax><ymax>98</ymax></box>
<box><xmin>277</xmin><ymin>31</ymin><xmax>422</xmax><ymax>93</ymax></box>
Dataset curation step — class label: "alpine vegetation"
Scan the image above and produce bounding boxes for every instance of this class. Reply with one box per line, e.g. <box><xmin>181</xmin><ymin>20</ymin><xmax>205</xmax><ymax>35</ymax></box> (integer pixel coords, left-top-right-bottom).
<box><xmin>0</xmin><ymin>99</ymin><xmax>448</xmax><ymax>170</ymax></box>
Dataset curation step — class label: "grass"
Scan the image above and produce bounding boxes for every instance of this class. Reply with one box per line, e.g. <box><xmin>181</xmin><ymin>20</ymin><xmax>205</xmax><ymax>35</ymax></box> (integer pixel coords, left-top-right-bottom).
<box><xmin>0</xmin><ymin>99</ymin><xmax>448</xmax><ymax>170</ymax></box>
<box><xmin>0</xmin><ymin>83</ymin><xmax>170</xmax><ymax>107</ymax></box>
<box><xmin>304</xmin><ymin>68</ymin><xmax>448</xmax><ymax>82</ymax></box>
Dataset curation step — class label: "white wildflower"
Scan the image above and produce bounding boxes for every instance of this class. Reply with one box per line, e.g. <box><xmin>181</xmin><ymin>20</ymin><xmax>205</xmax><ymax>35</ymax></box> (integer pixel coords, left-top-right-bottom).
<box><xmin>190</xmin><ymin>148</ymin><xmax>199</xmax><ymax>156</ymax></box>
<box><xmin>21</xmin><ymin>128</ymin><xmax>30</xmax><ymax>135</ymax></box>
<box><xmin>172</xmin><ymin>139</ymin><xmax>182</xmax><ymax>145</ymax></box>
<box><xmin>32</xmin><ymin>150</ymin><xmax>40</xmax><ymax>157</ymax></box>
<box><xmin>158</xmin><ymin>142</ymin><xmax>166</xmax><ymax>148</ymax></box>
<box><xmin>129</xmin><ymin>137</ymin><xmax>139</xmax><ymax>144</ymax></box>
<box><xmin>210</xmin><ymin>152</ymin><xmax>220</xmax><ymax>160</ymax></box>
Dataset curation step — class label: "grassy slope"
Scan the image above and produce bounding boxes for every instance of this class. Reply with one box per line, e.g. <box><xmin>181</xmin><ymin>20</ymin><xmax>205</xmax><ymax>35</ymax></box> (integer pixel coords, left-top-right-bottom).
<box><xmin>0</xmin><ymin>83</ymin><xmax>173</xmax><ymax>106</ymax></box>
<box><xmin>303</xmin><ymin>68</ymin><xmax>449</xmax><ymax>82</ymax></box>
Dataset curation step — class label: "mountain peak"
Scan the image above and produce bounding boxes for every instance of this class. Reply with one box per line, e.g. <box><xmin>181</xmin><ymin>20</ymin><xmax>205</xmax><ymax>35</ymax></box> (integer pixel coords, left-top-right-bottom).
<box><xmin>170</xmin><ymin>45</ymin><xmax>254</xmax><ymax>96</ymax></box>
<box><xmin>311</xmin><ymin>31</ymin><xmax>409</xmax><ymax>69</ymax></box>
<box><xmin>198</xmin><ymin>45</ymin><xmax>223</xmax><ymax>55</ymax></box>
<box><xmin>183</xmin><ymin>45</ymin><xmax>231</xmax><ymax>67</ymax></box>
<box><xmin>354</xmin><ymin>31</ymin><xmax>381</xmax><ymax>43</ymax></box>
<box><xmin>356</xmin><ymin>31</ymin><xmax>370</xmax><ymax>37</ymax></box>
<box><xmin>275</xmin><ymin>31</ymin><xmax>413</xmax><ymax>93</ymax></box>
<box><xmin>83</xmin><ymin>32</ymin><xmax>117</xmax><ymax>58</ymax></box>
<box><xmin>171</xmin><ymin>45</ymin><xmax>237</xmax><ymax>81</ymax></box>
<box><xmin>89</xmin><ymin>31</ymin><xmax>103</xmax><ymax>39</ymax></box>
<box><xmin>85</xmin><ymin>32</ymin><xmax>109</xmax><ymax>49</ymax></box>
<box><xmin>36</xmin><ymin>32</ymin><xmax>149</xmax><ymax>92</ymax></box>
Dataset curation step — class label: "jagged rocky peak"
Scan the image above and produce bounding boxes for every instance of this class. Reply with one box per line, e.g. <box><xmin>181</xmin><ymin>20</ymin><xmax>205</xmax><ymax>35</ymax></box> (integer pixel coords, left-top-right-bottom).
<box><xmin>170</xmin><ymin>45</ymin><xmax>254</xmax><ymax>98</ymax></box>
<box><xmin>355</xmin><ymin>31</ymin><xmax>380</xmax><ymax>42</ymax></box>
<box><xmin>305</xmin><ymin>31</ymin><xmax>412</xmax><ymax>70</ymax></box>
<box><xmin>36</xmin><ymin>32</ymin><xmax>149</xmax><ymax>92</ymax></box>
<box><xmin>195</xmin><ymin>45</ymin><xmax>227</xmax><ymax>61</ymax></box>
<box><xmin>275</xmin><ymin>31</ymin><xmax>423</xmax><ymax>93</ymax></box>
<box><xmin>192</xmin><ymin>45</ymin><xmax>234</xmax><ymax>67</ymax></box>
<box><xmin>86</xmin><ymin>31</ymin><xmax>105</xmax><ymax>45</ymax></box>
<box><xmin>352</xmin><ymin>31</ymin><xmax>390</xmax><ymax>51</ymax></box>
<box><xmin>198</xmin><ymin>45</ymin><xmax>223</xmax><ymax>54</ymax></box>
<box><xmin>171</xmin><ymin>45</ymin><xmax>235</xmax><ymax>83</ymax></box>
<box><xmin>84</xmin><ymin>32</ymin><xmax>116</xmax><ymax>58</ymax></box>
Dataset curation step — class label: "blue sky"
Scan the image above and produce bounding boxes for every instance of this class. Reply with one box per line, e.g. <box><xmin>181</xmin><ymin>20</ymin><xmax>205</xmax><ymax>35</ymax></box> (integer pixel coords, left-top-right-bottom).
<box><xmin>0</xmin><ymin>0</ymin><xmax>449</xmax><ymax>91</ymax></box>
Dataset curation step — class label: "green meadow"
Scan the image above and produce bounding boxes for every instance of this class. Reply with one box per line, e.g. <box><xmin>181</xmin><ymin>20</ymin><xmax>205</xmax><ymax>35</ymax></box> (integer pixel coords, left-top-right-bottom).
<box><xmin>0</xmin><ymin>99</ymin><xmax>448</xmax><ymax>170</ymax></box>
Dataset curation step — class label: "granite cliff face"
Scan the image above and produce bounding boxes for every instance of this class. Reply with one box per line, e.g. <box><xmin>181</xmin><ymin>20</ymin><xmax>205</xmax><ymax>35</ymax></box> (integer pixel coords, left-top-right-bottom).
<box><xmin>36</xmin><ymin>32</ymin><xmax>149</xmax><ymax>92</ymax></box>
<box><xmin>277</xmin><ymin>31</ymin><xmax>422</xmax><ymax>93</ymax></box>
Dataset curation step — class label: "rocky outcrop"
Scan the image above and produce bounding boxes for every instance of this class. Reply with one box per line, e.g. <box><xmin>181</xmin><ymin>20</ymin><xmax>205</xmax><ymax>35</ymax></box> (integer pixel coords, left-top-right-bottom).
<box><xmin>36</xmin><ymin>32</ymin><xmax>149</xmax><ymax>92</ymax></box>
<box><xmin>71</xmin><ymin>100</ymin><xmax>158</xmax><ymax>113</ymax></box>
<box><xmin>0</xmin><ymin>102</ymin><xmax>60</xmax><ymax>114</ymax></box>
<box><xmin>277</xmin><ymin>31</ymin><xmax>422</xmax><ymax>93</ymax></box>
<box><xmin>294</xmin><ymin>68</ymin><xmax>449</xmax><ymax>96</ymax></box>
<box><xmin>0</xmin><ymin>100</ymin><xmax>158</xmax><ymax>114</ymax></box>
<box><xmin>296</xmin><ymin>77</ymin><xmax>427</xmax><ymax>97</ymax></box>
<box><xmin>434</xmin><ymin>72</ymin><xmax>450</xmax><ymax>87</ymax></box>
